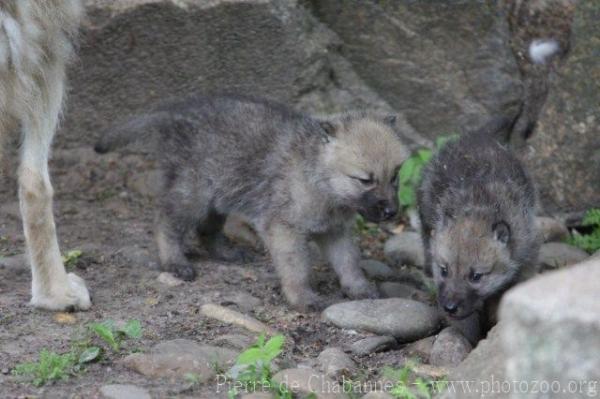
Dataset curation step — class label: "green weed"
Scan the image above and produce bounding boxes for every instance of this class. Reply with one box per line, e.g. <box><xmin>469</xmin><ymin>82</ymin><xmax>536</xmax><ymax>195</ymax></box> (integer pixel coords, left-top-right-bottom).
<box><xmin>567</xmin><ymin>208</ymin><xmax>600</xmax><ymax>253</ymax></box>
<box><xmin>397</xmin><ymin>135</ymin><xmax>457</xmax><ymax>211</ymax></box>
<box><xmin>228</xmin><ymin>334</ymin><xmax>291</xmax><ymax>399</ymax></box>
<box><xmin>89</xmin><ymin>319</ymin><xmax>142</xmax><ymax>352</ymax></box>
<box><xmin>62</xmin><ymin>249</ymin><xmax>83</xmax><ymax>269</ymax></box>
<box><xmin>383</xmin><ymin>361</ymin><xmax>447</xmax><ymax>399</ymax></box>
<box><xmin>13</xmin><ymin>319</ymin><xmax>142</xmax><ymax>386</ymax></box>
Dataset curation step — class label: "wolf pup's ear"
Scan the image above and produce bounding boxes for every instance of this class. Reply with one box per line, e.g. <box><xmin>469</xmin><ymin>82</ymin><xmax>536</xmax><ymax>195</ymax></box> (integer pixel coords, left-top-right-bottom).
<box><xmin>383</xmin><ymin>114</ymin><xmax>397</xmax><ymax>127</ymax></box>
<box><xmin>318</xmin><ymin>120</ymin><xmax>337</xmax><ymax>144</ymax></box>
<box><xmin>320</xmin><ymin>121</ymin><xmax>337</xmax><ymax>136</ymax></box>
<box><xmin>493</xmin><ymin>221</ymin><xmax>510</xmax><ymax>245</ymax></box>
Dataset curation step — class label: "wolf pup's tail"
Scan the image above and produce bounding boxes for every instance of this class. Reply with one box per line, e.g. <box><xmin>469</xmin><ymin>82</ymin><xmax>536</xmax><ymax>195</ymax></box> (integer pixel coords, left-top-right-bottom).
<box><xmin>94</xmin><ymin>112</ymin><xmax>170</xmax><ymax>154</ymax></box>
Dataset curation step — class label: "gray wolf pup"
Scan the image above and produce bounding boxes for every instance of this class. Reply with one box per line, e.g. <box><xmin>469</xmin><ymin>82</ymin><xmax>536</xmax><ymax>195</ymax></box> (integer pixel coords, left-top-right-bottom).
<box><xmin>96</xmin><ymin>94</ymin><xmax>409</xmax><ymax>310</ymax></box>
<box><xmin>0</xmin><ymin>1</ymin><xmax>91</xmax><ymax>310</ymax></box>
<box><xmin>418</xmin><ymin>118</ymin><xmax>539</xmax><ymax>320</ymax></box>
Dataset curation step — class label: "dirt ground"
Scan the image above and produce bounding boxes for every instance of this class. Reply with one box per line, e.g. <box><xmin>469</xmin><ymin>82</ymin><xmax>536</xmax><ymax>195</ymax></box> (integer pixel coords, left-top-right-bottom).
<box><xmin>0</xmin><ymin>145</ymin><xmax>421</xmax><ymax>398</ymax></box>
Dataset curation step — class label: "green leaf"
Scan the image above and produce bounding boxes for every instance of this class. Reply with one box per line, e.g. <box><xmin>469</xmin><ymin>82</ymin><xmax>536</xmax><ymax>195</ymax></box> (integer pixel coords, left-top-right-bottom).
<box><xmin>90</xmin><ymin>322</ymin><xmax>119</xmax><ymax>351</ymax></box>
<box><xmin>78</xmin><ymin>347</ymin><xmax>100</xmax><ymax>364</ymax></box>
<box><xmin>236</xmin><ymin>348</ymin><xmax>263</xmax><ymax>365</ymax></box>
<box><xmin>410</xmin><ymin>163</ymin><xmax>424</xmax><ymax>185</ymax></box>
<box><xmin>118</xmin><ymin>320</ymin><xmax>142</xmax><ymax>339</ymax></box>
<box><xmin>263</xmin><ymin>335</ymin><xmax>285</xmax><ymax>361</ymax></box>
<box><xmin>414</xmin><ymin>378</ymin><xmax>432</xmax><ymax>399</ymax></box>
<box><xmin>399</xmin><ymin>157</ymin><xmax>418</xmax><ymax>184</ymax></box>
<box><xmin>417</xmin><ymin>149</ymin><xmax>432</xmax><ymax>163</ymax></box>
<box><xmin>398</xmin><ymin>186</ymin><xmax>416</xmax><ymax>207</ymax></box>
<box><xmin>435</xmin><ymin>134</ymin><xmax>458</xmax><ymax>150</ymax></box>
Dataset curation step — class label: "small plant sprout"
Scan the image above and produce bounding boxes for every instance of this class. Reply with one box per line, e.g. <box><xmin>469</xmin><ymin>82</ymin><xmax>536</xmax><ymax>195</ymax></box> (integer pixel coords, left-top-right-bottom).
<box><xmin>383</xmin><ymin>360</ymin><xmax>447</xmax><ymax>399</ymax></box>
<box><xmin>228</xmin><ymin>334</ymin><xmax>291</xmax><ymax>399</ymax></box>
<box><xmin>90</xmin><ymin>319</ymin><xmax>142</xmax><ymax>352</ymax></box>
<box><xmin>13</xmin><ymin>319</ymin><xmax>143</xmax><ymax>387</ymax></box>
<box><xmin>61</xmin><ymin>249</ymin><xmax>83</xmax><ymax>269</ymax></box>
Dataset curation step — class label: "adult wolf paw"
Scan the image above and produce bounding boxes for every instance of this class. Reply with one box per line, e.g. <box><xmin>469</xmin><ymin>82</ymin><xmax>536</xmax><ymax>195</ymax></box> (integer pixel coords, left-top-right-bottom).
<box><xmin>30</xmin><ymin>273</ymin><xmax>91</xmax><ymax>311</ymax></box>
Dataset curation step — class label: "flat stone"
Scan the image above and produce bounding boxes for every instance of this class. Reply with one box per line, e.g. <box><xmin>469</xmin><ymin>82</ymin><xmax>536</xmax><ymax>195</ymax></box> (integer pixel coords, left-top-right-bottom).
<box><xmin>322</xmin><ymin>299</ymin><xmax>440</xmax><ymax>342</ymax></box>
<box><xmin>220</xmin><ymin>291</ymin><xmax>262</xmax><ymax>313</ymax></box>
<box><xmin>430</xmin><ymin>327</ymin><xmax>472</xmax><ymax>367</ymax></box>
<box><xmin>272</xmin><ymin>368</ymin><xmax>348</xmax><ymax>399</ymax></box>
<box><xmin>317</xmin><ymin>347</ymin><xmax>356</xmax><ymax>378</ymax></box>
<box><xmin>122</xmin><ymin>339</ymin><xmax>237</xmax><ymax>382</ymax></box>
<box><xmin>360</xmin><ymin>259</ymin><xmax>394</xmax><ymax>280</ymax></box>
<box><xmin>201</xmin><ymin>304</ymin><xmax>277</xmax><ymax>335</ymax></box>
<box><xmin>100</xmin><ymin>384</ymin><xmax>151</xmax><ymax>399</ymax></box>
<box><xmin>349</xmin><ymin>336</ymin><xmax>397</xmax><ymax>356</ymax></box>
<box><xmin>539</xmin><ymin>242</ymin><xmax>588</xmax><ymax>269</ymax></box>
<box><xmin>384</xmin><ymin>232</ymin><xmax>424</xmax><ymax>268</ymax></box>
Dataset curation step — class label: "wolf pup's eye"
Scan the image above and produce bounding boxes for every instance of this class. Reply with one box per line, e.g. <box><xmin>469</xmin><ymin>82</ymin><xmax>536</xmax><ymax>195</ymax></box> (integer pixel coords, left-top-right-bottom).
<box><xmin>439</xmin><ymin>264</ymin><xmax>448</xmax><ymax>278</ymax></box>
<box><xmin>351</xmin><ymin>174</ymin><xmax>374</xmax><ymax>185</ymax></box>
<box><xmin>470</xmin><ymin>271</ymin><xmax>482</xmax><ymax>283</ymax></box>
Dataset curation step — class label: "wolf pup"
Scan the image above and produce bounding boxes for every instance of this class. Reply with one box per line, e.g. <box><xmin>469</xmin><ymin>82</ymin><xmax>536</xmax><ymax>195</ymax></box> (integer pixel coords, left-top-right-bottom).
<box><xmin>96</xmin><ymin>95</ymin><xmax>409</xmax><ymax>310</ymax></box>
<box><xmin>417</xmin><ymin>118</ymin><xmax>539</xmax><ymax>321</ymax></box>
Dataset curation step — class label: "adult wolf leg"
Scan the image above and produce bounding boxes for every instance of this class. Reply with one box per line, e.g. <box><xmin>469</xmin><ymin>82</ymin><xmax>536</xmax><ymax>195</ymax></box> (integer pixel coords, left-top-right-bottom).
<box><xmin>19</xmin><ymin>64</ymin><xmax>90</xmax><ymax>311</ymax></box>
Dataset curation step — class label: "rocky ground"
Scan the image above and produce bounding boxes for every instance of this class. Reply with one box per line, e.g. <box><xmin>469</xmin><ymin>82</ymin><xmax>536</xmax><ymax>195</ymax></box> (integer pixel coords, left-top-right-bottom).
<box><xmin>1</xmin><ymin>0</ymin><xmax>598</xmax><ymax>398</ymax></box>
<box><xmin>0</xmin><ymin>145</ymin><xmax>591</xmax><ymax>398</ymax></box>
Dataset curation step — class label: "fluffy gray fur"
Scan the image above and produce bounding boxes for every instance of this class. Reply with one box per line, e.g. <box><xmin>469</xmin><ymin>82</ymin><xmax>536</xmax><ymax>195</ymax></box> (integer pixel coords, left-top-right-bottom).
<box><xmin>418</xmin><ymin>117</ymin><xmax>540</xmax><ymax>320</ymax></box>
<box><xmin>96</xmin><ymin>94</ymin><xmax>409</xmax><ymax>310</ymax></box>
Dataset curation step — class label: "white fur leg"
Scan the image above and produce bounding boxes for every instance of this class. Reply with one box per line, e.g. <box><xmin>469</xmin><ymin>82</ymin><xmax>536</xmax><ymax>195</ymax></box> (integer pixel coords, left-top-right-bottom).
<box><xmin>18</xmin><ymin>65</ymin><xmax>91</xmax><ymax>311</ymax></box>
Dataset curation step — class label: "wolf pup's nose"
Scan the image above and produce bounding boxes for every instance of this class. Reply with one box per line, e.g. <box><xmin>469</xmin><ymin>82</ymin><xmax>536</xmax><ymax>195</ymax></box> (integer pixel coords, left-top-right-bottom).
<box><xmin>443</xmin><ymin>302</ymin><xmax>459</xmax><ymax>314</ymax></box>
<box><xmin>383</xmin><ymin>207</ymin><xmax>396</xmax><ymax>220</ymax></box>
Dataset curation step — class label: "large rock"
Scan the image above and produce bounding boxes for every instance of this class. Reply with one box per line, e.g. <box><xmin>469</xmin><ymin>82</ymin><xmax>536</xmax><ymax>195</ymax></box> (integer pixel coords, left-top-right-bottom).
<box><xmin>500</xmin><ymin>256</ymin><xmax>600</xmax><ymax>398</ymax></box>
<box><xmin>66</xmin><ymin>0</ymin><xmax>388</xmax><ymax>148</ymax></box>
<box><xmin>309</xmin><ymin>0</ymin><xmax>522</xmax><ymax>139</ymax></box>
<box><xmin>523</xmin><ymin>1</ymin><xmax>600</xmax><ymax>213</ymax></box>
<box><xmin>322</xmin><ymin>298</ymin><xmax>440</xmax><ymax>342</ymax></box>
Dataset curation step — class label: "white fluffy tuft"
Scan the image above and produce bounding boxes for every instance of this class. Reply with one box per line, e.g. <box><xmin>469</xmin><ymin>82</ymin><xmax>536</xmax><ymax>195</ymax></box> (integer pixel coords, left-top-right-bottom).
<box><xmin>528</xmin><ymin>39</ymin><xmax>560</xmax><ymax>64</ymax></box>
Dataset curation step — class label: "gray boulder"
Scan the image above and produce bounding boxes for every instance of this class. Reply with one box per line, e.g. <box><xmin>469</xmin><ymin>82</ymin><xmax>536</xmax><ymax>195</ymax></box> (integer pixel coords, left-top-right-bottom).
<box><xmin>500</xmin><ymin>256</ymin><xmax>600</xmax><ymax>398</ymax></box>
<box><xmin>67</xmin><ymin>0</ymin><xmax>389</xmax><ymax>148</ymax></box>
<box><xmin>310</xmin><ymin>0</ymin><xmax>522</xmax><ymax>140</ymax></box>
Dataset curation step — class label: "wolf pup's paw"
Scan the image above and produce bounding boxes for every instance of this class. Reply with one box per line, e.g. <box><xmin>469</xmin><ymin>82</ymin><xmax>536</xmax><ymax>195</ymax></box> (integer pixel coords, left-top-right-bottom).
<box><xmin>343</xmin><ymin>280</ymin><xmax>380</xmax><ymax>300</ymax></box>
<box><xmin>170</xmin><ymin>263</ymin><xmax>197</xmax><ymax>281</ymax></box>
<box><xmin>30</xmin><ymin>272</ymin><xmax>92</xmax><ymax>311</ymax></box>
<box><xmin>285</xmin><ymin>286</ymin><xmax>323</xmax><ymax>312</ymax></box>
